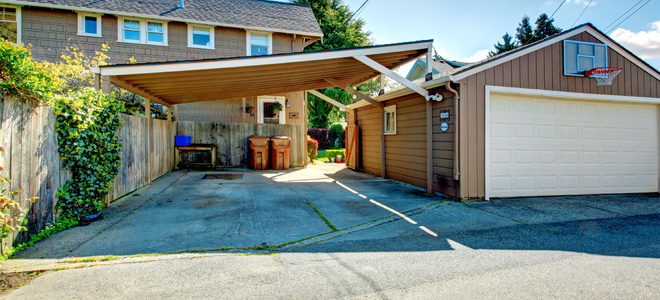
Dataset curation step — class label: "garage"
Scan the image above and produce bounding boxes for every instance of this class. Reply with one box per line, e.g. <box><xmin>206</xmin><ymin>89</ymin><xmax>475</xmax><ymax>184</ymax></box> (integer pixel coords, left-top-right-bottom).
<box><xmin>487</xmin><ymin>92</ymin><xmax>658</xmax><ymax>198</ymax></box>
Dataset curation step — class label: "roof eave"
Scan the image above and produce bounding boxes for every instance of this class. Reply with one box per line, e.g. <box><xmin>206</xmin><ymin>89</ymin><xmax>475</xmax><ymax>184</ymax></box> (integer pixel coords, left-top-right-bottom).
<box><xmin>0</xmin><ymin>0</ymin><xmax>324</xmax><ymax>37</ymax></box>
<box><xmin>346</xmin><ymin>75</ymin><xmax>453</xmax><ymax>109</ymax></box>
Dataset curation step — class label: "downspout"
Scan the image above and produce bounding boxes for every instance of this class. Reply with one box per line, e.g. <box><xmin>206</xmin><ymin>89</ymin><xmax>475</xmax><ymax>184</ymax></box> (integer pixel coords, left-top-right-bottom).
<box><xmin>445</xmin><ymin>82</ymin><xmax>460</xmax><ymax>181</ymax></box>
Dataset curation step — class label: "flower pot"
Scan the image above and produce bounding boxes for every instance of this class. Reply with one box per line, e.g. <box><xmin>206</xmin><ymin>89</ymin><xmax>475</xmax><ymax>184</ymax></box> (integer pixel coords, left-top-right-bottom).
<box><xmin>335</xmin><ymin>158</ymin><xmax>343</xmax><ymax>163</ymax></box>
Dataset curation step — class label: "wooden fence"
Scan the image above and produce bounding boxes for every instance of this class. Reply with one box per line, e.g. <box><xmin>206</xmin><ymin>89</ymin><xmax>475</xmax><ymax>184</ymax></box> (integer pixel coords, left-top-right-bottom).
<box><xmin>175</xmin><ymin>122</ymin><xmax>307</xmax><ymax>167</ymax></box>
<box><xmin>0</xmin><ymin>95</ymin><xmax>173</xmax><ymax>251</ymax></box>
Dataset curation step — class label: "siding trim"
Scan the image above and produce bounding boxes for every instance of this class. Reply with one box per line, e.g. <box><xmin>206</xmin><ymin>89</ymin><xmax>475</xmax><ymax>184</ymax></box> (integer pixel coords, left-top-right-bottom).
<box><xmin>484</xmin><ymin>85</ymin><xmax>660</xmax><ymax>200</ymax></box>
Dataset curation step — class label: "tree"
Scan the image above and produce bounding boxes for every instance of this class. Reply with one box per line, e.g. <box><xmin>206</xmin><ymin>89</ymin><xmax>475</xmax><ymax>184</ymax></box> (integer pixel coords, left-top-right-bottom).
<box><xmin>515</xmin><ymin>15</ymin><xmax>535</xmax><ymax>46</ymax></box>
<box><xmin>489</xmin><ymin>33</ymin><xmax>517</xmax><ymax>57</ymax></box>
<box><xmin>490</xmin><ymin>13</ymin><xmax>563</xmax><ymax>56</ymax></box>
<box><xmin>292</xmin><ymin>0</ymin><xmax>373</xmax><ymax>128</ymax></box>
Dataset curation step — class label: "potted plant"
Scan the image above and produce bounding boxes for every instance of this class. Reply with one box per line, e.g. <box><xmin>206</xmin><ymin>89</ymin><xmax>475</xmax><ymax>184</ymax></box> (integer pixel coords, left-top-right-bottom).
<box><xmin>245</xmin><ymin>104</ymin><xmax>254</xmax><ymax>114</ymax></box>
<box><xmin>269</xmin><ymin>102</ymin><xmax>283</xmax><ymax>114</ymax></box>
<box><xmin>335</xmin><ymin>153</ymin><xmax>344</xmax><ymax>163</ymax></box>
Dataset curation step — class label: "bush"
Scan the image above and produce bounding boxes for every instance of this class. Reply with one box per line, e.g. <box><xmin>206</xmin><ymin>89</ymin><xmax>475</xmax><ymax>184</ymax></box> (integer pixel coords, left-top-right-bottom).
<box><xmin>307</xmin><ymin>137</ymin><xmax>319</xmax><ymax>162</ymax></box>
<box><xmin>326</xmin><ymin>149</ymin><xmax>345</xmax><ymax>160</ymax></box>
<box><xmin>328</xmin><ymin>124</ymin><xmax>345</xmax><ymax>148</ymax></box>
<box><xmin>307</xmin><ymin>128</ymin><xmax>331</xmax><ymax>149</ymax></box>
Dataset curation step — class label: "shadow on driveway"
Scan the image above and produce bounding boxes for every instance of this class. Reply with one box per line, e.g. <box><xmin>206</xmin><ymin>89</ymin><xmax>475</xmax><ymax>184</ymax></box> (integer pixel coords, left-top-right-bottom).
<box><xmin>4</xmin><ymin>164</ymin><xmax>659</xmax><ymax>272</ymax></box>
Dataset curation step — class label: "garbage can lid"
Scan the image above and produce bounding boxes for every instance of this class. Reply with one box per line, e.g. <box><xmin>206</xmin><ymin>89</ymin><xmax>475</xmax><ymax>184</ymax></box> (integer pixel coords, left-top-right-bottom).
<box><xmin>270</xmin><ymin>136</ymin><xmax>290</xmax><ymax>139</ymax></box>
<box><xmin>249</xmin><ymin>135</ymin><xmax>270</xmax><ymax>140</ymax></box>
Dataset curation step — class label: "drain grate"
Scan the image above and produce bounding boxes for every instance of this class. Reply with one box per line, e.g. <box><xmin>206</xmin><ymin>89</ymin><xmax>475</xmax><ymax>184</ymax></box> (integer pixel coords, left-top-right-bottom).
<box><xmin>203</xmin><ymin>174</ymin><xmax>243</xmax><ymax>180</ymax></box>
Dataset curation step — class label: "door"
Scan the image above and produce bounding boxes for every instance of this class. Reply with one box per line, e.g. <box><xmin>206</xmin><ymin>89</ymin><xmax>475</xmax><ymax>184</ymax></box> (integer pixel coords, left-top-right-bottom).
<box><xmin>488</xmin><ymin>93</ymin><xmax>658</xmax><ymax>198</ymax></box>
<box><xmin>345</xmin><ymin>125</ymin><xmax>359</xmax><ymax>169</ymax></box>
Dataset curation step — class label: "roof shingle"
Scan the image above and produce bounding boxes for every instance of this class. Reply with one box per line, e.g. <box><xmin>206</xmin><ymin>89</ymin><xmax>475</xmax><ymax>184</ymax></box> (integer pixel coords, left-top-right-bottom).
<box><xmin>6</xmin><ymin>0</ymin><xmax>323</xmax><ymax>36</ymax></box>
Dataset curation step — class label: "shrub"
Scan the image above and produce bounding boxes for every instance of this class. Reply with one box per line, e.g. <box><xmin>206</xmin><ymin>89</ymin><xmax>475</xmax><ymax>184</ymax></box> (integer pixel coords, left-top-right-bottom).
<box><xmin>307</xmin><ymin>137</ymin><xmax>319</xmax><ymax>162</ymax></box>
<box><xmin>307</xmin><ymin>128</ymin><xmax>331</xmax><ymax>149</ymax></box>
<box><xmin>326</xmin><ymin>149</ymin><xmax>345</xmax><ymax>160</ymax></box>
<box><xmin>328</xmin><ymin>124</ymin><xmax>345</xmax><ymax>148</ymax></box>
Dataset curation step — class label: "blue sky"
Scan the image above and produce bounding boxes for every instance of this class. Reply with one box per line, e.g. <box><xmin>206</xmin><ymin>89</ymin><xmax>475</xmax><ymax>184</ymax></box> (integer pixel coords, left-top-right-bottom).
<box><xmin>282</xmin><ymin>0</ymin><xmax>660</xmax><ymax>71</ymax></box>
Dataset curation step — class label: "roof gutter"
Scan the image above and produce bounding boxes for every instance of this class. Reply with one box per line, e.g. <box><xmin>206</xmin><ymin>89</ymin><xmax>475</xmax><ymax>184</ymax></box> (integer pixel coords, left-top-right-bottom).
<box><xmin>0</xmin><ymin>0</ymin><xmax>324</xmax><ymax>38</ymax></box>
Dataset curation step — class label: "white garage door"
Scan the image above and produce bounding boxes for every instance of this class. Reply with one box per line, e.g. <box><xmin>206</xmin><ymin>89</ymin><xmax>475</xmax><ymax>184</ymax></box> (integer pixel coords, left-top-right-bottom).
<box><xmin>488</xmin><ymin>93</ymin><xmax>658</xmax><ymax>198</ymax></box>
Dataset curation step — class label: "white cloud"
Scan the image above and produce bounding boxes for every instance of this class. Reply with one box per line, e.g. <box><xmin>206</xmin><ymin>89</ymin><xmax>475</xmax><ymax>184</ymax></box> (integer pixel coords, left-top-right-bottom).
<box><xmin>459</xmin><ymin>49</ymin><xmax>491</xmax><ymax>63</ymax></box>
<box><xmin>611</xmin><ymin>21</ymin><xmax>660</xmax><ymax>60</ymax></box>
<box><xmin>567</xmin><ymin>0</ymin><xmax>597</xmax><ymax>6</ymax></box>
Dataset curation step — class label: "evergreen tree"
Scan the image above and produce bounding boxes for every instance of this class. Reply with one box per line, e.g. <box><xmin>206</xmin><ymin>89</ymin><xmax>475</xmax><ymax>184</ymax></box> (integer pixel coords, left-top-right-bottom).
<box><xmin>534</xmin><ymin>13</ymin><xmax>562</xmax><ymax>40</ymax></box>
<box><xmin>489</xmin><ymin>33</ymin><xmax>517</xmax><ymax>57</ymax></box>
<box><xmin>515</xmin><ymin>15</ymin><xmax>535</xmax><ymax>45</ymax></box>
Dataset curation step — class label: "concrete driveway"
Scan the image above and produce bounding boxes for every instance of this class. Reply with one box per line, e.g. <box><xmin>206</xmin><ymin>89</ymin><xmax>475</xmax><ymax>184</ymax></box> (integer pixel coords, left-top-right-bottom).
<box><xmin>4</xmin><ymin>164</ymin><xmax>444</xmax><ymax>269</ymax></box>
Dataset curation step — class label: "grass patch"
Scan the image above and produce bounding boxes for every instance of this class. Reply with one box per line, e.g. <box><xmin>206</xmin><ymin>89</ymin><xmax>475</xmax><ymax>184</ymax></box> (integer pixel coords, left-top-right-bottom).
<box><xmin>53</xmin><ymin>264</ymin><xmax>97</xmax><ymax>271</ymax></box>
<box><xmin>0</xmin><ymin>271</ymin><xmax>46</xmax><ymax>296</ymax></box>
<box><xmin>306</xmin><ymin>201</ymin><xmax>338</xmax><ymax>231</ymax></box>
<box><xmin>64</xmin><ymin>256</ymin><xmax>120</xmax><ymax>263</ymax></box>
<box><xmin>315</xmin><ymin>148</ymin><xmax>345</xmax><ymax>163</ymax></box>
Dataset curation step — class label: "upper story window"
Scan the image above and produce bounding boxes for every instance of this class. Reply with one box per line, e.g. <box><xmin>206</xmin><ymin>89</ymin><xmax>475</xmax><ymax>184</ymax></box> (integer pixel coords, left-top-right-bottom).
<box><xmin>384</xmin><ymin>105</ymin><xmax>397</xmax><ymax>135</ymax></box>
<box><xmin>118</xmin><ymin>17</ymin><xmax>168</xmax><ymax>46</ymax></box>
<box><xmin>247</xmin><ymin>31</ymin><xmax>272</xmax><ymax>56</ymax></box>
<box><xmin>0</xmin><ymin>6</ymin><xmax>20</xmax><ymax>44</ymax></box>
<box><xmin>77</xmin><ymin>13</ymin><xmax>102</xmax><ymax>37</ymax></box>
<box><xmin>188</xmin><ymin>24</ymin><xmax>214</xmax><ymax>49</ymax></box>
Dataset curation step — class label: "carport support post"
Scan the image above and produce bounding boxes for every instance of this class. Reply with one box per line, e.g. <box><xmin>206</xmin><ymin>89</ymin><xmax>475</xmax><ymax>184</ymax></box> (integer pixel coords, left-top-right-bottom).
<box><xmin>167</xmin><ymin>105</ymin><xmax>173</xmax><ymax>121</ymax></box>
<box><xmin>145</xmin><ymin>98</ymin><xmax>151</xmax><ymax>119</ymax></box>
<box><xmin>426</xmin><ymin>99</ymin><xmax>433</xmax><ymax>194</ymax></box>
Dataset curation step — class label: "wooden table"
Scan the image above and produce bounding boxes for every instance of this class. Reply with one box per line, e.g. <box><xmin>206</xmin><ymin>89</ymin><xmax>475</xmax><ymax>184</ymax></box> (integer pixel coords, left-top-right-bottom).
<box><xmin>175</xmin><ymin>144</ymin><xmax>217</xmax><ymax>169</ymax></box>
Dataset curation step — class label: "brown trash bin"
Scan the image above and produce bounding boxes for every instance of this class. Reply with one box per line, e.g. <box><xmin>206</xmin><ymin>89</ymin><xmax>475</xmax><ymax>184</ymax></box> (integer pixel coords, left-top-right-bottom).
<box><xmin>270</xmin><ymin>136</ymin><xmax>291</xmax><ymax>170</ymax></box>
<box><xmin>248</xmin><ymin>136</ymin><xmax>270</xmax><ymax>170</ymax></box>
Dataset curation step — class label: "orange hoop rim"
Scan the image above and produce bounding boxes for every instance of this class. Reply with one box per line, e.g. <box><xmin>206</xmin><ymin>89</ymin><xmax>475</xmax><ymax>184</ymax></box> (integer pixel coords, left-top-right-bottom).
<box><xmin>584</xmin><ymin>66</ymin><xmax>623</xmax><ymax>77</ymax></box>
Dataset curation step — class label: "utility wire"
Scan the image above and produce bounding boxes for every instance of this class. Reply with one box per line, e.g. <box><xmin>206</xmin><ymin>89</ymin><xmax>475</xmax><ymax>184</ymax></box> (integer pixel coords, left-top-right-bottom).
<box><xmin>345</xmin><ymin>0</ymin><xmax>372</xmax><ymax>24</ymax></box>
<box><xmin>606</xmin><ymin>0</ymin><xmax>652</xmax><ymax>34</ymax></box>
<box><xmin>519</xmin><ymin>0</ymin><xmax>566</xmax><ymax>48</ymax></box>
<box><xmin>603</xmin><ymin>0</ymin><xmax>645</xmax><ymax>32</ymax></box>
<box><xmin>571</xmin><ymin>0</ymin><xmax>593</xmax><ymax>27</ymax></box>
<box><xmin>549</xmin><ymin>0</ymin><xmax>567</xmax><ymax>19</ymax></box>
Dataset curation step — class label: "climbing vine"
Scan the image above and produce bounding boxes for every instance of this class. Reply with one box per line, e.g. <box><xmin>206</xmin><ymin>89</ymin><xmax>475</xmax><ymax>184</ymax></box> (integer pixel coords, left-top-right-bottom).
<box><xmin>54</xmin><ymin>88</ymin><xmax>124</xmax><ymax>219</ymax></box>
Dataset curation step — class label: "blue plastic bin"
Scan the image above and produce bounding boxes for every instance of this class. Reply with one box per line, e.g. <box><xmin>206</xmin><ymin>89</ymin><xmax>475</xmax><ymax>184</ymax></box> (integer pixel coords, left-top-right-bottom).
<box><xmin>175</xmin><ymin>136</ymin><xmax>192</xmax><ymax>146</ymax></box>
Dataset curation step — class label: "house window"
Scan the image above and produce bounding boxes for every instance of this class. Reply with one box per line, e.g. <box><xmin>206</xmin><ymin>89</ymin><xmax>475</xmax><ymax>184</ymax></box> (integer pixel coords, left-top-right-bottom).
<box><xmin>258</xmin><ymin>96</ymin><xmax>285</xmax><ymax>124</ymax></box>
<box><xmin>384</xmin><ymin>105</ymin><xmax>396</xmax><ymax>135</ymax></box>
<box><xmin>77</xmin><ymin>13</ymin><xmax>102</xmax><ymax>37</ymax></box>
<box><xmin>188</xmin><ymin>24</ymin><xmax>214</xmax><ymax>49</ymax></box>
<box><xmin>247</xmin><ymin>31</ymin><xmax>272</xmax><ymax>56</ymax></box>
<box><xmin>118</xmin><ymin>18</ymin><xmax>168</xmax><ymax>46</ymax></box>
<box><xmin>0</xmin><ymin>6</ymin><xmax>20</xmax><ymax>44</ymax></box>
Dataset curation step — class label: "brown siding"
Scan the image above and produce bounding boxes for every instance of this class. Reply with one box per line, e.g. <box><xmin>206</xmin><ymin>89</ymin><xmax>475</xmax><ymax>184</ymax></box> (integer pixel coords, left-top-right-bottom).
<box><xmin>22</xmin><ymin>7</ymin><xmax>305</xmax><ymax>64</ymax></box>
<box><xmin>456</xmin><ymin>31</ymin><xmax>660</xmax><ymax>199</ymax></box>
<box><xmin>355</xmin><ymin>104</ymin><xmax>382</xmax><ymax>176</ymax></box>
<box><xmin>352</xmin><ymin>87</ymin><xmax>459</xmax><ymax>197</ymax></box>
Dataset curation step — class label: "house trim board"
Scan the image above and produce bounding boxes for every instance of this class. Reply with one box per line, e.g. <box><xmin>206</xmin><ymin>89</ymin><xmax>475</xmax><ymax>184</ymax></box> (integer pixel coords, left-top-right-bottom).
<box><xmin>0</xmin><ymin>0</ymin><xmax>324</xmax><ymax>37</ymax></box>
<box><xmin>307</xmin><ymin>90</ymin><xmax>350</xmax><ymax>112</ymax></box>
<box><xmin>483</xmin><ymin>85</ymin><xmax>660</xmax><ymax>200</ymax></box>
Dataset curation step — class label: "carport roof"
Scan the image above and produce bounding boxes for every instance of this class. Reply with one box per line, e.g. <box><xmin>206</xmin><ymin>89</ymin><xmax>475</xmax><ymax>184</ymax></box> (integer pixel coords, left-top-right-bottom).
<box><xmin>97</xmin><ymin>40</ymin><xmax>433</xmax><ymax>106</ymax></box>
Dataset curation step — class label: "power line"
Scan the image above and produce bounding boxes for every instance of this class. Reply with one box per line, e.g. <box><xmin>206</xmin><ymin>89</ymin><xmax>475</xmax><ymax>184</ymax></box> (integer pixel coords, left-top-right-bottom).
<box><xmin>345</xmin><ymin>0</ymin><xmax>372</xmax><ymax>24</ymax></box>
<box><xmin>571</xmin><ymin>0</ymin><xmax>593</xmax><ymax>27</ymax></box>
<box><xmin>549</xmin><ymin>0</ymin><xmax>567</xmax><ymax>19</ymax></box>
<box><xmin>520</xmin><ymin>0</ymin><xmax>566</xmax><ymax>48</ymax></box>
<box><xmin>607</xmin><ymin>0</ymin><xmax>652</xmax><ymax>34</ymax></box>
<box><xmin>603</xmin><ymin>0</ymin><xmax>645</xmax><ymax>32</ymax></box>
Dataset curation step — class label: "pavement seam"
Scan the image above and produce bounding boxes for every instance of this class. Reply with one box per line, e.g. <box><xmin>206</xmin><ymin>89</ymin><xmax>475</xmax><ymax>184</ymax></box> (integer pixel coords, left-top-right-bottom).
<box><xmin>459</xmin><ymin>202</ymin><xmax>559</xmax><ymax>233</ymax></box>
<box><xmin>286</xmin><ymin>182</ymin><xmax>339</xmax><ymax>231</ymax></box>
<box><xmin>60</xmin><ymin>170</ymin><xmax>190</xmax><ymax>258</ymax></box>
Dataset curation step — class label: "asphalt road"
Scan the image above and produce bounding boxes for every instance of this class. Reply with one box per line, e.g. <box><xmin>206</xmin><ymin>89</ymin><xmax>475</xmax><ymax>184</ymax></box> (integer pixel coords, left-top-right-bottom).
<box><xmin>3</xmin><ymin>166</ymin><xmax>659</xmax><ymax>299</ymax></box>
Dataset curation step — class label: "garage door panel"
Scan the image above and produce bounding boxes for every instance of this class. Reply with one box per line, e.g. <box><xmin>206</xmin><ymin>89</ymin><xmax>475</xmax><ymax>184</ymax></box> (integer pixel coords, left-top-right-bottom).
<box><xmin>489</xmin><ymin>94</ymin><xmax>658</xmax><ymax>198</ymax></box>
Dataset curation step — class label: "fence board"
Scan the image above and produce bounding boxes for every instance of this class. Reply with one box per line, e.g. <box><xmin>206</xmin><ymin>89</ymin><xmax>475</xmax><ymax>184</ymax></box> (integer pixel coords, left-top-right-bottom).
<box><xmin>175</xmin><ymin>121</ymin><xmax>306</xmax><ymax>167</ymax></box>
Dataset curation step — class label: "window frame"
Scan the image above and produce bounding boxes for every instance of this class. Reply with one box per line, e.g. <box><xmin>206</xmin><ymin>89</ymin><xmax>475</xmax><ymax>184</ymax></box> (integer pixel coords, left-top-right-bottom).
<box><xmin>0</xmin><ymin>5</ymin><xmax>21</xmax><ymax>45</ymax></box>
<box><xmin>188</xmin><ymin>24</ymin><xmax>215</xmax><ymax>49</ymax></box>
<box><xmin>117</xmin><ymin>17</ymin><xmax>168</xmax><ymax>46</ymax></box>
<box><xmin>383</xmin><ymin>105</ymin><xmax>397</xmax><ymax>135</ymax></box>
<box><xmin>246</xmin><ymin>30</ymin><xmax>272</xmax><ymax>56</ymax></box>
<box><xmin>258</xmin><ymin>96</ymin><xmax>286</xmax><ymax>124</ymax></box>
<box><xmin>77</xmin><ymin>12</ymin><xmax>102</xmax><ymax>37</ymax></box>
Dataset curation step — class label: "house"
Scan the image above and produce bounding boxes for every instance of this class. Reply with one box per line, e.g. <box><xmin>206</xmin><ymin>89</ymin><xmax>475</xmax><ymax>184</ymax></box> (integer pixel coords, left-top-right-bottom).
<box><xmin>346</xmin><ymin>23</ymin><xmax>660</xmax><ymax>200</ymax></box>
<box><xmin>0</xmin><ymin>0</ymin><xmax>322</xmax><ymax>125</ymax></box>
<box><xmin>405</xmin><ymin>58</ymin><xmax>466</xmax><ymax>81</ymax></box>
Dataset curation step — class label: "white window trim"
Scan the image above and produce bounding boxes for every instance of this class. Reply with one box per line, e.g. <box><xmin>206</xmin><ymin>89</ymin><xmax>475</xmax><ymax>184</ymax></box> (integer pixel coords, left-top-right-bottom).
<box><xmin>1</xmin><ymin>5</ymin><xmax>21</xmax><ymax>45</ymax></box>
<box><xmin>117</xmin><ymin>17</ymin><xmax>168</xmax><ymax>46</ymax></box>
<box><xmin>258</xmin><ymin>96</ymin><xmax>285</xmax><ymax>124</ymax></box>
<box><xmin>384</xmin><ymin>105</ymin><xmax>397</xmax><ymax>135</ymax></box>
<box><xmin>188</xmin><ymin>23</ymin><xmax>215</xmax><ymax>49</ymax></box>
<box><xmin>246</xmin><ymin>30</ymin><xmax>272</xmax><ymax>56</ymax></box>
<box><xmin>77</xmin><ymin>12</ymin><xmax>102</xmax><ymax>37</ymax></box>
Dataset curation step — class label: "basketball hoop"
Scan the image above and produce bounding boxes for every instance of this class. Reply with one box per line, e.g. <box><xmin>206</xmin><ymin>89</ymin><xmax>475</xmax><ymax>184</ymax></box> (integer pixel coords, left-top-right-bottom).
<box><xmin>584</xmin><ymin>67</ymin><xmax>623</xmax><ymax>86</ymax></box>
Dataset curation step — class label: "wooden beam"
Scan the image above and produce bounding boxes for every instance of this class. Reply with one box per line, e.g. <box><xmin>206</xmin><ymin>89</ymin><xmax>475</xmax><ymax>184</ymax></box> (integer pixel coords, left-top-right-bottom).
<box><xmin>111</xmin><ymin>77</ymin><xmax>173</xmax><ymax>106</ymax></box>
<box><xmin>145</xmin><ymin>97</ymin><xmax>151</xmax><ymax>119</ymax></box>
<box><xmin>307</xmin><ymin>90</ymin><xmax>351</xmax><ymax>112</ymax></box>
<box><xmin>353</xmin><ymin>55</ymin><xmax>429</xmax><ymax>98</ymax></box>
<box><xmin>324</xmin><ymin>78</ymin><xmax>383</xmax><ymax>108</ymax></box>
